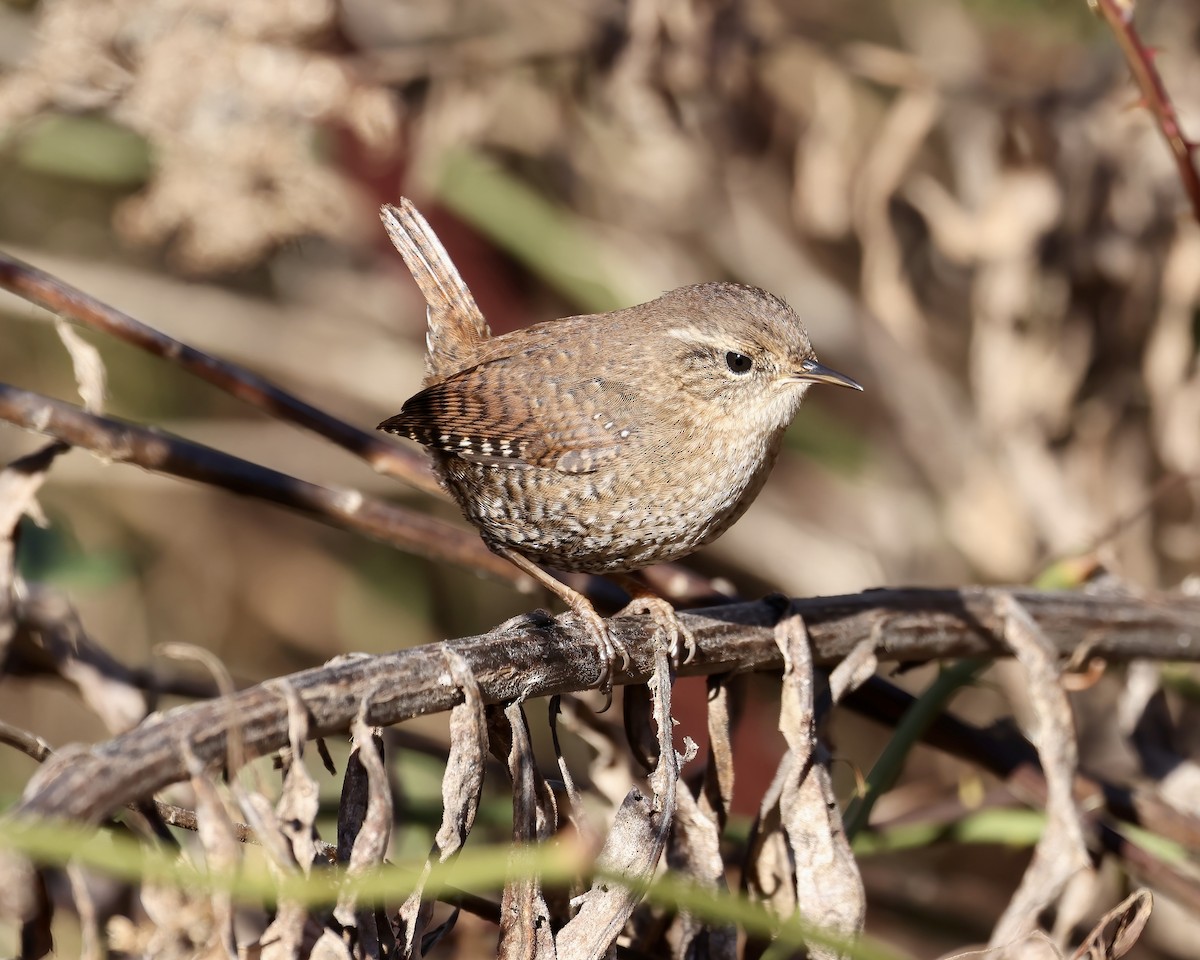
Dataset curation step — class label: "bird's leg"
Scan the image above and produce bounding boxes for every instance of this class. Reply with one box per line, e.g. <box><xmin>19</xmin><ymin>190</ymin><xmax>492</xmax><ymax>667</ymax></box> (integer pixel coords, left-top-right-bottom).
<box><xmin>491</xmin><ymin>546</ymin><xmax>630</xmax><ymax>706</ymax></box>
<box><xmin>611</xmin><ymin>573</ymin><xmax>698</xmax><ymax>665</ymax></box>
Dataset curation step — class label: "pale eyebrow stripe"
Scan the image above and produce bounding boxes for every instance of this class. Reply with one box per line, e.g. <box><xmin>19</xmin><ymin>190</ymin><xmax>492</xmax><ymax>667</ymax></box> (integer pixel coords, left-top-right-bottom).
<box><xmin>664</xmin><ymin>328</ymin><xmax>730</xmax><ymax>350</ymax></box>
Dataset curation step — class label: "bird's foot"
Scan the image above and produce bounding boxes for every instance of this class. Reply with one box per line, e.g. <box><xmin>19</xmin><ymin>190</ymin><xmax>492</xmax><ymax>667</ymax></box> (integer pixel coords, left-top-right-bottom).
<box><xmin>487</xmin><ymin>545</ymin><xmax>629</xmax><ymax>711</ymax></box>
<box><xmin>567</xmin><ymin>597</ymin><xmax>628</xmax><ymax>712</ymax></box>
<box><xmin>617</xmin><ymin>594</ymin><xmax>697</xmax><ymax>665</ymax></box>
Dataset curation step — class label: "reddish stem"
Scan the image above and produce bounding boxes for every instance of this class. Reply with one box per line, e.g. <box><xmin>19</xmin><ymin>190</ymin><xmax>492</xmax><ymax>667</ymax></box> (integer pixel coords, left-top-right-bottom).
<box><xmin>1092</xmin><ymin>0</ymin><xmax>1200</xmax><ymax>223</ymax></box>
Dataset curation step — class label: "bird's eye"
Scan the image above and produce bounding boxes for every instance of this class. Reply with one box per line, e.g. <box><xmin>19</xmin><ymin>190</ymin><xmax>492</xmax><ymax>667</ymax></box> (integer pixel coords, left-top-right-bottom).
<box><xmin>726</xmin><ymin>351</ymin><xmax>753</xmax><ymax>374</ymax></box>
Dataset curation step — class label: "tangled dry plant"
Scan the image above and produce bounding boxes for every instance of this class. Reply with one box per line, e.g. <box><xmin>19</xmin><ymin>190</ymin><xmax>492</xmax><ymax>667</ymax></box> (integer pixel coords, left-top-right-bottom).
<box><xmin>2</xmin><ymin>0</ymin><xmax>1200</xmax><ymax>957</ymax></box>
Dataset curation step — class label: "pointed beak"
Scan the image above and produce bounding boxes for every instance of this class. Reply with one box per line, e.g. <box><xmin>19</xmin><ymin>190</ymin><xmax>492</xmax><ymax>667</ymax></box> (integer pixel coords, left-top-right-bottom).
<box><xmin>794</xmin><ymin>358</ymin><xmax>863</xmax><ymax>391</ymax></box>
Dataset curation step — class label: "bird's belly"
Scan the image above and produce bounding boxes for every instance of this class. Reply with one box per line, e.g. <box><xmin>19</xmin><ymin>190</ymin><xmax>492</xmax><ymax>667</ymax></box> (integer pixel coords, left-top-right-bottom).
<box><xmin>438</xmin><ymin>449</ymin><xmax>773</xmax><ymax>573</ymax></box>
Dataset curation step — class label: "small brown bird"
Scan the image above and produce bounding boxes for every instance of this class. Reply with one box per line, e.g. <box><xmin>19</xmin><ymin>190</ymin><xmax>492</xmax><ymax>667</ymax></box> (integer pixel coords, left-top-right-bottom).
<box><xmin>377</xmin><ymin>200</ymin><xmax>861</xmax><ymax>695</ymax></box>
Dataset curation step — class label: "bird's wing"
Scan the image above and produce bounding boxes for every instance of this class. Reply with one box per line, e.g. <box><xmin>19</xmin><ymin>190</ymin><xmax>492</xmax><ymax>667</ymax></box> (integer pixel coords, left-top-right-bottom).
<box><xmin>377</xmin><ymin>356</ymin><xmax>637</xmax><ymax>474</ymax></box>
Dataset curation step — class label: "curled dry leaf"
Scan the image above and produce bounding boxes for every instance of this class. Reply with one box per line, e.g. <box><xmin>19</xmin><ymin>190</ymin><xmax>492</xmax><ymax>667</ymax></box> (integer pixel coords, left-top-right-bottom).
<box><xmin>190</xmin><ymin>649</ymin><xmax>320</xmax><ymax>951</ymax></box>
<box><xmin>622</xmin><ymin>679</ymin><xmax>660</xmax><ymax>775</ymax></box>
<box><xmin>273</xmin><ymin>681</ymin><xmax>321</xmax><ymax>874</ymax></box>
<box><xmin>308</xmin><ymin>929</ymin><xmax>356</xmax><ymax>960</ymax></box>
<box><xmin>236</xmin><ymin>789</ymin><xmax>297</xmax><ymax>875</ymax></box>
<box><xmin>0</xmin><ymin>443</ymin><xmax>68</xmax><ymax>665</ymax></box>
<box><xmin>239</xmin><ymin>687</ymin><xmax>327</xmax><ymax>958</ymax></box>
<box><xmin>156</xmin><ymin>642</ymin><xmax>241</xmax><ymax>772</ymax></box>
<box><xmin>665</xmin><ymin>673</ymin><xmax>739</xmax><ymax>959</ymax></box>
<box><xmin>496</xmin><ymin>700</ymin><xmax>557</xmax><ymax>960</ymax></box>
<box><xmin>743</xmin><ymin>759</ymin><xmax>797</xmax><ymax>921</ymax></box>
<box><xmin>667</xmin><ymin>787</ymin><xmax>736</xmax><ymax>960</ymax></box>
<box><xmin>989</xmin><ymin>595</ymin><xmax>1091</xmax><ymax>955</ymax></box>
<box><xmin>333</xmin><ymin>701</ymin><xmax>393</xmax><ymax>943</ymax></box>
<box><xmin>397</xmin><ymin>650</ymin><xmax>488</xmax><ymax>957</ymax></box>
<box><xmin>1070</xmin><ymin>889</ymin><xmax>1153</xmax><ymax>960</ymax></box>
<box><xmin>180</xmin><ymin>740</ymin><xmax>238</xmax><ymax>957</ymax></box>
<box><xmin>55</xmin><ymin>319</ymin><xmax>107</xmax><ymax>414</ymax></box>
<box><xmin>774</xmin><ymin>609</ymin><xmax>865</xmax><ymax>960</ymax></box>
<box><xmin>701</xmin><ymin>675</ymin><xmax>736</xmax><ymax>830</ymax></box>
<box><xmin>0</xmin><ymin>443</ymin><xmax>65</xmax><ymax>541</ymax></box>
<box><xmin>556</xmin><ymin>648</ymin><xmax>679</xmax><ymax>960</ymax></box>
<box><xmin>828</xmin><ymin>638</ymin><xmax>879</xmax><ymax>704</ymax></box>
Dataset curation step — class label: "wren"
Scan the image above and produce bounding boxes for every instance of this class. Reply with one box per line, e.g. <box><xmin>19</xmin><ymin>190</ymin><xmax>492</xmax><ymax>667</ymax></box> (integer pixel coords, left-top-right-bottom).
<box><xmin>376</xmin><ymin>200</ymin><xmax>861</xmax><ymax>697</ymax></box>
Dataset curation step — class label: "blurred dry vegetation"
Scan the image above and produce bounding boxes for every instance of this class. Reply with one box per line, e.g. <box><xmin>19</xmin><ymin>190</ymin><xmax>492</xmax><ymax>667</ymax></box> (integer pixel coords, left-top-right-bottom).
<box><xmin>1</xmin><ymin>0</ymin><xmax>1200</xmax><ymax>956</ymax></box>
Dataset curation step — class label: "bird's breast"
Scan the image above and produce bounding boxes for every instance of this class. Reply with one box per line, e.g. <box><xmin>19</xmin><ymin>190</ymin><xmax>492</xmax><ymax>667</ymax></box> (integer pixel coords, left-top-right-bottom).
<box><xmin>434</xmin><ymin>420</ymin><xmax>787</xmax><ymax>573</ymax></box>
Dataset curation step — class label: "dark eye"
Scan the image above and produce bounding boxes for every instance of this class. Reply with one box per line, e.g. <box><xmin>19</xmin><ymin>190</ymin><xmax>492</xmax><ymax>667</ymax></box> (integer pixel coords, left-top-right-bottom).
<box><xmin>726</xmin><ymin>351</ymin><xmax>753</xmax><ymax>374</ymax></box>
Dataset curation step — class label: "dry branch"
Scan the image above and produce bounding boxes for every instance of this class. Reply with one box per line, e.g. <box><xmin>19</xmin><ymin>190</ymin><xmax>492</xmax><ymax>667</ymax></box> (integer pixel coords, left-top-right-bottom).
<box><xmin>0</xmin><ymin>250</ymin><xmax>439</xmax><ymax>496</ymax></box>
<box><xmin>0</xmin><ymin>381</ymin><xmax>529</xmax><ymax>589</ymax></box>
<box><xmin>12</xmin><ymin>586</ymin><xmax>1200</xmax><ymax>824</ymax></box>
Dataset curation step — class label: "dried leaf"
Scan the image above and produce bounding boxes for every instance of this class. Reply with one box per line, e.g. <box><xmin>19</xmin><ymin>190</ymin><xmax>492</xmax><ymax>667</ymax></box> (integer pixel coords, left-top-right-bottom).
<box><xmin>0</xmin><ymin>443</ymin><xmax>65</xmax><ymax>539</ymax></box>
<box><xmin>1070</xmin><ymin>889</ymin><xmax>1153</xmax><ymax>960</ymax></box>
<box><xmin>397</xmin><ymin>650</ymin><xmax>487</xmax><ymax>957</ymax></box>
<box><xmin>701</xmin><ymin>674</ymin><xmax>736</xmax><ymax>830</ymax></box>
<box><xmin>272</xmin><ymin>681</ymin><xmax>321</xmax><ymax>873</ymax></box>
<box><xmin>743</xmin><ymin>765</ymin><xmax>798</xmax><ymax>920</ymax></box>
<box><xmin>556</xmin><ymin>648</ymin><xmax>679</xmax><ymax>960</ymax></box>
<box><xmin>334</xmin><ymin>700</ymin><xmax>393</xmax><ymax>943</ymax></box>
<box><xmin>253</xmin><ymin>903</ymin><xmax>326</xmax><ymax>960</ymax></box>
<box><xmin>623</xmin><ymin>679</ymin><xmax>659</xmax><ymax>774</ymax></box>
<box><xmin>668</xmin><ymin>786</ymin><xmax>736</xmax><ymax>960</ymax></box>
<box><xmin>549</xmin><ymin>695</ymin><xmax>595</xmax><ymax>845</ymax></box>
<box><xmin>775</xmin><ymin>610</ymin><xmax>864</xmax><ymax>959</ymax></box>
<box><xmin>989</xmin><ymin>595</ymin><xmax>1091</xmax><ymax>954</ymax></box>
<box><xmin>55</xmin><ymin>319</ymin><xmax>107</xmax><ymax>413</ymax></box>
<box><xmin>496</xmin><ymin>700</ymin><xmax>557</xmax><ymax>960</ymax></box>
<box><xmin>158</xmin><ymin>642</ymin><xmax>242</xmax><ymax>772</ymax></box>
<box><xmin>181</xmin><ymin>741</ymin><xmax>238</xmax><ymax>957</ymax></box>
<box><xmin>828</xmin><ymin>639</ymin><xmax>878</xmax><ymax>704</ymax></box>
<box><xmin>236</xmin><ymin>789</ymin><xmax>298</xmax><ymax>873</ymax></box>
<box><xmin>0</xmin><ymin>444</ymin><xmax>68</xmax><ymax>665</ymax></box>
<box><xmin>310</xmin><ymin>927</ymin><xmax>357</xmax><ymax>960</ymax></box>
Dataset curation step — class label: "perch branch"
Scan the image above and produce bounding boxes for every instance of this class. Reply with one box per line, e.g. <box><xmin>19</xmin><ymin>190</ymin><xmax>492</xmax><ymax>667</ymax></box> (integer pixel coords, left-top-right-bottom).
<box><xmin>11</xmin><ymin>586</ymin><xmax>1200</xmax><ymax>824</ymax></box>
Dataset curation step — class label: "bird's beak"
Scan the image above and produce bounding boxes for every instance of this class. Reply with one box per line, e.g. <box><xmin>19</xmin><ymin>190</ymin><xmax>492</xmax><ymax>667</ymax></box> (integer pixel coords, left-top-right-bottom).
<box><xmin>794</xmin><ymin>358</ymin><xmax>863</xmax><ymax>391</ymax></box>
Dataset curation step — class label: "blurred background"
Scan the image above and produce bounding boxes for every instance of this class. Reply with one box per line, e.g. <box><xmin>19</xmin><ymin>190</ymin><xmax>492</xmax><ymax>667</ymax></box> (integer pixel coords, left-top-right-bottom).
<box><xmin>2</xmin><ymin>0</ymin><xmax>1200</xmax><ymax>954</ymax></box>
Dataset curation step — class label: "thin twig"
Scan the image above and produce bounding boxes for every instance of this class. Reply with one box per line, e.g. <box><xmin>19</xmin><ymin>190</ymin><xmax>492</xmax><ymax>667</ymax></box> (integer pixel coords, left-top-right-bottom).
<box><xmin>0</xmin><ymin>720</ymin><xmax>53</xmax><ymax>763</ymax></box>
<box><xmin>0</xmin><ymin>250</ymin><xmax>441</xmax><ymax>496</ymax></box>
